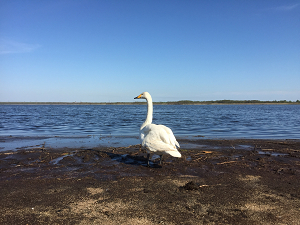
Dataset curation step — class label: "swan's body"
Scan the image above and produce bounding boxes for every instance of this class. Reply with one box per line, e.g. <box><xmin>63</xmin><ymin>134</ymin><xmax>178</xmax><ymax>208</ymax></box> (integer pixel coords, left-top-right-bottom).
<box><xmin>134</xmin><ymin>92</ymin><xmax>181</xmax><ymax>166</ymax></box>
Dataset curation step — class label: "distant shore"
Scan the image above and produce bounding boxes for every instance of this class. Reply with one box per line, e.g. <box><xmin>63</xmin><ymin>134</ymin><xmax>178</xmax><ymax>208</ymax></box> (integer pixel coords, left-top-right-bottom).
<box><xmin>1</xmin><ymin>100</ymin><xmax>300</xmax><ymax>105</ymax></box>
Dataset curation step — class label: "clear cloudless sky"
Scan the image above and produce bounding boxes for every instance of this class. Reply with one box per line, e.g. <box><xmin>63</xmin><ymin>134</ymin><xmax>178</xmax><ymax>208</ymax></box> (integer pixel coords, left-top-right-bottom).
<box><xmin>0</xmin><ymin>0</ymin><xmax>299</xmax><ymax>102</ymax></box>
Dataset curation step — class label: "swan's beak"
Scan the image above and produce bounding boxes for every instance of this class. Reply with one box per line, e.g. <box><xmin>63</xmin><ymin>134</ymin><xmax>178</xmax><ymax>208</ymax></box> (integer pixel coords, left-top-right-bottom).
<box><xmin>134</xmin><ymin>94</ymin><xmax>142</xmax><ymax>99</ymax></box>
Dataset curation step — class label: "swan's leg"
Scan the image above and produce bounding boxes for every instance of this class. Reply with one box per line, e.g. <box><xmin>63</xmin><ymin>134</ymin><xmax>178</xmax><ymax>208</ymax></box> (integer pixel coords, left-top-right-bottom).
<box><xmin>159</xmin><ymin>155</ymin><xmax>163</xmax><ymax>165</ymax></box>
<box><xmin>147</xmin><ymin>153</ymin><xmax>150</xmax><ymax>167</ymax></box>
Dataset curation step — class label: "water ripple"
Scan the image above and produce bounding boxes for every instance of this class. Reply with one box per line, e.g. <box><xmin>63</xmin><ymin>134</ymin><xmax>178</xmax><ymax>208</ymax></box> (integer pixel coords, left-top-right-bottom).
<box><xmin>0</xmin><ymin>104</ymin><xmax>299</xmax><ymax>139</ymax></box>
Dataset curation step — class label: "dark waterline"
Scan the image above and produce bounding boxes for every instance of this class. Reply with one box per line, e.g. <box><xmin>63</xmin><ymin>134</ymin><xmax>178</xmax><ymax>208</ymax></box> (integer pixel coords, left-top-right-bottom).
<box><xmin>1</xmin><ymin>104</ymin><xmax>300</xmax><ymax>139</ymax></box>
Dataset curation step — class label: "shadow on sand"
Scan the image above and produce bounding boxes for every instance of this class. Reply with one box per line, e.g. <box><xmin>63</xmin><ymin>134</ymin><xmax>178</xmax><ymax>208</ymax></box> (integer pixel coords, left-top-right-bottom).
<box><xmin>100</xmin><ymin>150</ymin><xmax>163</xmax><ymax>168</ymax></box>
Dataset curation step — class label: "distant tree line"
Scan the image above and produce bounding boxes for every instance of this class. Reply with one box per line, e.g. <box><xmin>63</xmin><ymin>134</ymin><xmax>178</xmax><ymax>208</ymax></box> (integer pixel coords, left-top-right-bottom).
<box><xmin>160</xmin><ymin>99</ymin><xmax>300</xmax><ymax>105</ymax></box>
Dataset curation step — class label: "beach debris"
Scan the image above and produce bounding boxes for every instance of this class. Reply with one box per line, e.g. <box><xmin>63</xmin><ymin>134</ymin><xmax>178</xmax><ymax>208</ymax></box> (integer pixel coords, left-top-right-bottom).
<box><xmin>217</xmin><ymin>161</ymin><xmax>238</xmax><ymax>165</ymax></box>
<box><xmin>182</xmin><ymin>181</ymin><xmax>199</xmax><ymax>190</ymax></box>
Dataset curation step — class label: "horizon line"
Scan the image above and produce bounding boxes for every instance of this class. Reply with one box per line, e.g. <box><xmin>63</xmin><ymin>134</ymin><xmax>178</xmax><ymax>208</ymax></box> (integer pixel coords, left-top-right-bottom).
<box><xmin>0</xmin><ymin>99</ymin><xmax>299</xmax><ymax>105</ymax></box>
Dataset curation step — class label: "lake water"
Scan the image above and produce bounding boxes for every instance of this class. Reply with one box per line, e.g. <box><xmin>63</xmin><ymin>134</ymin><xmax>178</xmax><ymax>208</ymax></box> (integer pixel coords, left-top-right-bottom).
<box><xmin>1</xmin><ymin>104</ymin><xmax>300</xmax><ymax>138</ymax></box>
<box><xmin>0</xmin><ymin>104</ymin><xmax>299</xmax><ymax>151</ymax></box>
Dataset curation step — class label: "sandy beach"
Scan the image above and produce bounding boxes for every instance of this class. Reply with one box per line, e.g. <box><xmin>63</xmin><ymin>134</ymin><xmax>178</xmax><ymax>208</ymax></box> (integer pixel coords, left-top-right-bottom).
<box><xmin>1</xmin><ymin>138</ymin><xmax>300</xmax><ymax>224</ymax></box>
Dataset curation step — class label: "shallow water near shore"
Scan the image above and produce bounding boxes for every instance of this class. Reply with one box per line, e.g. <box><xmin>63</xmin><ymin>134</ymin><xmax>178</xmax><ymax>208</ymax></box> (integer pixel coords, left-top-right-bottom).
<box><xmin>0</xmin><ymin>135</ymin><xmax>141</xmax><ymax>152</ymax></box>
<box><xmin>0</xmin><ymin>135</ymin><xmax>210</xmax><ymax>152</ymax></box>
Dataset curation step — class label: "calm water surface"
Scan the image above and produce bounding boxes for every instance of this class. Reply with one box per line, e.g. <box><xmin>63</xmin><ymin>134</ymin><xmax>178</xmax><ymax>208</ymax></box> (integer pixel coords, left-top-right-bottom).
<box><xmin>1</xmin><ymin>104</ymin><xmax>299</xmax><ymax>139</ymax></box>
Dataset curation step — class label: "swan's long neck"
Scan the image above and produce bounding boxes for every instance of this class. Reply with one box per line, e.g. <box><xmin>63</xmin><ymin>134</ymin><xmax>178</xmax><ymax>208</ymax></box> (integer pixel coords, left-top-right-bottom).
<box><xmin>140</xmin><ymin>95</ymin><xmax>153</xmax><ymax>130</ymax></box>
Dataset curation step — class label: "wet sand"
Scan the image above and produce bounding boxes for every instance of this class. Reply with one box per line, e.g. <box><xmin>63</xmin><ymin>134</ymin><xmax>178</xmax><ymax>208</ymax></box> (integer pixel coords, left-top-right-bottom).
<box><xmin>1</xmin><ymin>138</ymin><xmax>300</xmax><ymax>224</ymax></box>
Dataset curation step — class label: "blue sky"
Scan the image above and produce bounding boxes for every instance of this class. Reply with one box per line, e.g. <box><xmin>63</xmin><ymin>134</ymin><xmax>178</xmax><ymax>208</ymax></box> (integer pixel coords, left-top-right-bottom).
<box><xmin>1</xmin><ymin>0</ymin><xmax>299</xmax><ymax>102</ymax></box>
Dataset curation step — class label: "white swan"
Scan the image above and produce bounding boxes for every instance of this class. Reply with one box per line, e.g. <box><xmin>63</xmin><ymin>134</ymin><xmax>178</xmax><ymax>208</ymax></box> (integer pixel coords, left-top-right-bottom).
<box><xmin>134</xmin><ymin>92</ymin><xmax>181</xmax><ymax>166</ymax></box>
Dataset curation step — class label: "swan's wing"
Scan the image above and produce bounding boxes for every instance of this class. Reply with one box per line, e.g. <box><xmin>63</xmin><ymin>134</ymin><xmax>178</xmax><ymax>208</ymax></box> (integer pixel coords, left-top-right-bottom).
<box><xmin>141</xmin><ymin>124</ymin><xmax>179</xmax><ymax>147</ymax></box>
<box><xmin>141</xmin><ymin>124</ymin><xmax>181</xmax><ymax>157</ymax></box>
<box><xmin>156</xmin><ymin>125</ymin><xmax>180</xmax><ymax>148</ymax></box>
<box><xmin>143</xmin><ymin>138</ymin><xmax>181</xmax><ymax>157</ymax></box>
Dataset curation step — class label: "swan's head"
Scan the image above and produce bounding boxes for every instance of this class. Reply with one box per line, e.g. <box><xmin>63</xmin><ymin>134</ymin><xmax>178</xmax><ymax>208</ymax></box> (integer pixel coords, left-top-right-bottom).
<box><xmin>134</xmin><ymin>92</ymin><xmax>151</xmax><ymax>100</ymax></box>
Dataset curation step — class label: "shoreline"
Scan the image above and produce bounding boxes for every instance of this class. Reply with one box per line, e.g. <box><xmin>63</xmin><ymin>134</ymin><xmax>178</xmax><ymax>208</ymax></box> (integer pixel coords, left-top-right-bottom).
<box><xmin>1</xmin><ymin>138</ymin><xmax>300</xmax><ymax>224</ymax></box>
<box><xmin>1</xmin><ymin>135</ymin><xmax>299</xmax><ymax>153</ymax></box>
